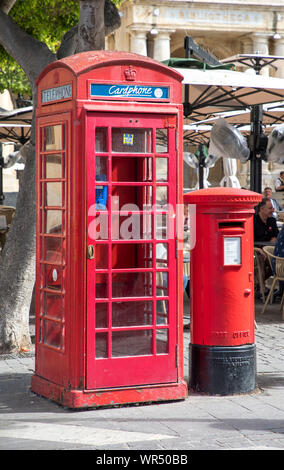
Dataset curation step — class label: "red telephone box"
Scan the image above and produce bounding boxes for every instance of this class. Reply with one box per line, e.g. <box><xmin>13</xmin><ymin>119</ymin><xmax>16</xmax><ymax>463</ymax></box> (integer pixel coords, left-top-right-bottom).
<box><xmin>31</xmin><ymin>51</ymin><xmax>187</xmax><ymax>408</ymax></box>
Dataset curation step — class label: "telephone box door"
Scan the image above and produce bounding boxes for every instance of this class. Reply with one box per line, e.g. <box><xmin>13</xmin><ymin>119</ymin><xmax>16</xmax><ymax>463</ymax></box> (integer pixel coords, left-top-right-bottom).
<box><xmin>85</xmin><ymin>112</ymin><xmax>178</xmax><ymax>389</ymax></box>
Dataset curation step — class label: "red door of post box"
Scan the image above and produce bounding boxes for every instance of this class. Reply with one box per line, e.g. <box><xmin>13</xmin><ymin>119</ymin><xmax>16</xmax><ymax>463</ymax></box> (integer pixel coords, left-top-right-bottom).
<box><xmin>191</xmin><ymin>217</ymin><xmax>255</xmax><ymax>347</ymax></box>
<box><xmin>85</xmin><ymin>112</ymin><xmax>178</xmax><ymax>389</ymax></box>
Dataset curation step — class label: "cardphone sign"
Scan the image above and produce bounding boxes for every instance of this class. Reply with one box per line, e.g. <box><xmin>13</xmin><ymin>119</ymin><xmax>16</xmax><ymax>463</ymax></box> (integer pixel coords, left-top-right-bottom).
<box><xmin>90</xmin><ymin>83</ymin><xmax>169</xmax><ymax>100</ymax></box>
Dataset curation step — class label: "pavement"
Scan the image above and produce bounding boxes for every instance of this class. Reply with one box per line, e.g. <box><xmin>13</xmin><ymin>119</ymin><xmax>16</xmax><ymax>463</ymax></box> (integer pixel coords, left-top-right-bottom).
<box><xmin>0</xmin><ymin>294</ymin><xmax>284</xmax><ymax>453</ymax></box>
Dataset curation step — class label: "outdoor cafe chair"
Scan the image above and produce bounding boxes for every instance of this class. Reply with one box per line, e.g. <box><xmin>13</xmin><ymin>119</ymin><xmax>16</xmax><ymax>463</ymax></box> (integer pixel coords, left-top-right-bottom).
<box><xmin>254</xmin><ymin>248</ymin><xmax>266</xmax><ymax>303</ymax></box>
<box><xmin>261</xmin><ymin>246</ymin><xmax>284</xmax><ymax>320</ymax></box>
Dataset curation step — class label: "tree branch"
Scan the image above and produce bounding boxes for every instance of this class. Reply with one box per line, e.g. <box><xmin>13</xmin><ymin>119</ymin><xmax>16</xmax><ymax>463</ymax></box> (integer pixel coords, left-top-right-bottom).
<box><xmin>68</xmin><ymin>0</ymin><xmax>121</xmax><ymax>54</ymax></box>
<box><xmin>0</xmin><ymin>0</ymin><xmax>16</xmax><ymax>14</ymax></box>
<box><xmin>0</xmin><ymin>10</ymin><xmax>55</xmax><ymax>86</ymax></box>
<box><xmin>104</xmin><ymin>0</ymin><xmax>121</xmax><ymax>36</ymax></box>
<box><xmin>57</xmin><ymin>0</ymin><xmax>121</xmax><ymax>59</ymax></box>
<box><xmin>76</xmin><ymin>0</ymin><xmax>106</xmax><ymax>52</ymax></box>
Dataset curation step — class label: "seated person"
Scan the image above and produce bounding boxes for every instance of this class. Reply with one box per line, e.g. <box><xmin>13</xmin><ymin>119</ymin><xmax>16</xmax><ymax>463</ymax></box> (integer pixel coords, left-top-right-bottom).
<box><xmin>183</xmin><ymin>275</ymin><xmax>190</xmax><ymax>298</ymax></box>
<box><xmin>263</xmin><ymin>187</ymin><xmax>283</xmax><ymax>218</ymax></box>
<box><xmin>275</xmin><ymin>171</ymin><xmax>284</xmax><ymax>192</ymax></box>
<box><xmin>254</xmin><ymin>198</ymin><xmax>279</xmax><ymax>293</ymax></box>
<box><xmin>254</xmin><ymin>198</ymin><xmax>279</xmax><ymax>243</ymax></box>
<box><xmin>273</xmin><ymin>224</ymin><xmax>284</xmax><ymax>301</ymax></box>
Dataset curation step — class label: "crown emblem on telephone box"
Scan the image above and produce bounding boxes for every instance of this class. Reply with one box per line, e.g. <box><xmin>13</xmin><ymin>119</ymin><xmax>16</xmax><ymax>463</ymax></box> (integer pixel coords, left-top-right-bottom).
<box><xmin>124</xmin><ymin>66</ymin><xmax>137</xmax><ymax>81</ymax></box>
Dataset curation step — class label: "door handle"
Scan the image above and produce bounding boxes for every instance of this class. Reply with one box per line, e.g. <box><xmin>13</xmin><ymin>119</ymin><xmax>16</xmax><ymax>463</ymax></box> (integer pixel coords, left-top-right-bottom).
<box><xmin>88</xmin><ymin>245</ymin><xmax>94</xmax><ymax>260</ymax></box>
<box><xmin>244</xmin><ymin>288</ymin><xmax>251</xmax><ymax>296</ymax></box>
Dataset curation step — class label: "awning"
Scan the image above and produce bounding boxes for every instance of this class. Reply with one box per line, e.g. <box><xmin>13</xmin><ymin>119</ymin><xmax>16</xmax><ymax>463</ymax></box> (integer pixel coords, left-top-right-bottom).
<box><xmin>171</xmin><ymin>66</ymin><xmax>284</xmax><ymax>121</ymax></box>
<box><xmin>183</xmin><ymin>102</ymin><xmax>284</xmax><ymax>145</ymax></box>
<box><xmin>0</xmin><ymin>106</ymin><xmax>33</xmax><ymax>144</ymax></box>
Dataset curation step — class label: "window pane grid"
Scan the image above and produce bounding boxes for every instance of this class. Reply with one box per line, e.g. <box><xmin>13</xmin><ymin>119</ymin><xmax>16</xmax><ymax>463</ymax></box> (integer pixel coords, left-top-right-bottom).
<box><xmin>39</xmin><ymin>123</ymin><xmax>67</xmax><ymax>352</ymax></box>
<box><xmin>93</xmin><ymin>122</ymin><xmax>172</xmax><ymax>360</ymax></box>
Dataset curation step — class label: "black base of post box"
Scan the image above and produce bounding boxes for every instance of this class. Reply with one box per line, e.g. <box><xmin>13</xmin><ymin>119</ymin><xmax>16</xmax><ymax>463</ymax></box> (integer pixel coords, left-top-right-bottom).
<box><xmin>189</xmin><ymin>344</ymin><xmax>256</xmax><ymax>395</ymax></box>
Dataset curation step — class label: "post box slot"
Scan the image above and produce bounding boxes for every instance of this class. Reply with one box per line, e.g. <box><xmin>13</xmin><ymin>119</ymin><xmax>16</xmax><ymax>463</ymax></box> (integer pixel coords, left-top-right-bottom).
<box><xmin>219</xmin><ymin>222</ymin><xmax>244</xmax><ymax>229</ymax></box>
<box><xmin>218</xmin><ymin>221</ymin><xmax>245</xmax><ymax>234</ymax></box>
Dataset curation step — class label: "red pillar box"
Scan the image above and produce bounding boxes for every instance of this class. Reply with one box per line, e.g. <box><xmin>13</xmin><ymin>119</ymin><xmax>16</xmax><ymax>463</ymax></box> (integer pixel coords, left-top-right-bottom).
<box><xmin>184</xmin><ymin>187</ymin><xmax>262</xmax><ymax>395</ymax></box>
<box><xmin>31</xmin><ymin>51</ymin><xmax>187</xmax><ymax>408</ymax></box>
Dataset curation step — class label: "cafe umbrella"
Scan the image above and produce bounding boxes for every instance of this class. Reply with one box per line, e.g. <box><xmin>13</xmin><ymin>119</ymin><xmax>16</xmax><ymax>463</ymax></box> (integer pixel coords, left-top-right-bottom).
<box><xmin>0</xmin><ymin>106</ymin><xmax>32</xmax><ymax>203</ymax></box>
<box><xmin>164</xmin><ymin>56</ymin><xmax>284</xmax><ymax>192</ymax></box>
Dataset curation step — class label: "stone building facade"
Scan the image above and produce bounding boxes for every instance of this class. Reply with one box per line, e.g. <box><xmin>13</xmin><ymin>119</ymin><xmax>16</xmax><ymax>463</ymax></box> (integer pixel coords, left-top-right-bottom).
<box><xmin>107</xmin><ymin>0</ymin><xmax>284</xmax><ymax>193</ymax></box>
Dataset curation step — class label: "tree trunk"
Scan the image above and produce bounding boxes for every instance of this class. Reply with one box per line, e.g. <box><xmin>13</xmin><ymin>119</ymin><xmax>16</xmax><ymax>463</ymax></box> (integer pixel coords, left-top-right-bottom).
<box><xmin>76</xmin><ymin>0</ymin><xmax>106</xmax><ymax>52</ymax></box>
<box><xmin>0</xmin><ymin>0</ymin><xmax>120</xmax><ymax>353</ymax></box>
<box><xmin>0</xmin><ymin>140</ymin><xmax>36</xmax><ymax>352</ymax></box>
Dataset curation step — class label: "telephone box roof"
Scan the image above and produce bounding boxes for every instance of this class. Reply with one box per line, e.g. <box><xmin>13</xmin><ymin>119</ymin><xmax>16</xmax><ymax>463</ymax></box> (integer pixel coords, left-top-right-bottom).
<box><xmin>36</xmin><ymin>50</ymin><xmax>184</xmax><ymax>84</ymax></box>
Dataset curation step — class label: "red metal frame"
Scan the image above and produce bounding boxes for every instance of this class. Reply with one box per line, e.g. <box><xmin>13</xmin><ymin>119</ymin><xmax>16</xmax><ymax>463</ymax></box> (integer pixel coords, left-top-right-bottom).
<box><xmin>85</xmin><ymin>112</ymin><xmax>178</xmax><ymax>389</ymax></box>
<box><xmin>32</xmin><ymin>51</ymin><xmax>187</xmax><ymax>408</ymax></box>
<box><xmin>35</xmin><ymin>113</ymin><xmax>71</xmax><ymax>386</ymax></box>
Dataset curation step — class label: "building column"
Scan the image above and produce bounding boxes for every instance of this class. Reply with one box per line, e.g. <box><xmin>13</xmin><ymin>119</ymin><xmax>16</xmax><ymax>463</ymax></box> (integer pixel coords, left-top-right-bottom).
<box><xmin>252</xmin><ymin>34</ymin><xmax>270</xmax><ymax>75</ymax></box>
<box><xmin>129</xmin><ymin>30</ymin><xmax>148</xmax><ymax>56</ymax></box>
<box><xmin>241</xmin><ymin>37</ymin><xmax>253</xmax><ymax>55</ymax></box>
<box><xmin>152</xmin><ymin>30</ymin><xmax>175</xmax><ymax>62</ymax></box>
<box><xmin>274</xmin><ymin>38</ymin><xmax>284</xmax><ymax>78</ymax></box>
<box><xmin>105</xmin><ymin>34</ymin><xmax>115</xmax><ymax>51</ymax></box>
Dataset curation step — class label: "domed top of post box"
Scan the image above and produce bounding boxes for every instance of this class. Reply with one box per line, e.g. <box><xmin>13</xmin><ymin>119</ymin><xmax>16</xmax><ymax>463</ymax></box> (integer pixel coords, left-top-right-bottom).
<box><xmin>184</xmin><ymin>187</ymin><xmax>262</xmax><ymax>206</ymax></box>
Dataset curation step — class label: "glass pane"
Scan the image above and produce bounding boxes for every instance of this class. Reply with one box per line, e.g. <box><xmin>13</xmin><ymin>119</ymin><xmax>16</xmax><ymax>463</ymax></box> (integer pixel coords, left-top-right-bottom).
<box><xmin>112</xmin><ymin>157</ymin><xmax>152</xmax><ymax>182</ymax></box>
<box><xmin>95</xmin><ymin>184</ymin><xmax>107</xmax><ymax>210</ymax></box>
<box><xmin>144</xmin><ymin>157</ymin><xmax>153</xmax><ymax>181</ymax></box>
<box><xmin>95</xmin><ymin>332</ymin><xmax>108</xmax><ymax>358</ymax></box>
<box><xmin>112</xmin><ymin>243</ymin><xmax>152</xmax><ymax>269</ymax></box>
<box><xmin>95</xmin><ymin>157</ymin><xmax>108</xmax><ymax>181</ymax></box>
<box><xmin>156</xmin><ymin>329</ymin><xmax>168</xmax><ymax>354</ymax></box>
<box><xmin>112</xmin><ymin>301</ymin><xmax>153</xmax><ymax>327</ymax></box>
<box><xmin>96</xmin><ymin>273</ymin><xmax>108</xmax><ymax>298</ymax></box>
<box><xmin>45</xmin><ymin>210</ymin><xmax>62</xmax><ymax>234</ymax></box>
<box><xmin>112</xmin><ymin>214</ymin><xmax>152</xmax><ymax>240</ymax></box>
<box><xmin>96</xmin><ymin>244</ymin><xmax>108</xmax><ymax>269</ymax></box>
<box><xmin>112</xmin><ymin>330</ymin><xmax>152</xmax><ymax>357</ymax></box>
<box><xmin>45</xmin><ymin>154</ymin><xmax>62</xmax><ymax>179</ymax></box>
<box><xmin>43</xmin><ymin>293</ymin><xmax>63</xmax><ymax>320</ymax></box>
<box><xmin>156</xmin><ymin>272</ymin><xmax>168</xmax><ymax>297</ymax></box>
<box><xmin>112</xmin><ymin>185</ymin><xmax>152</xmax><ymax>211</ymax></box>
<box><xmin>45</xmin><ymin>182</ymin><xmax>62</xmax><ymax>207</ymax></box>
<box><xmin>156</xmin><ymin>214</ymin><xmax>170</xmax><ymax>240</ymax></box>
<box><xmin>112</xmin><ymin>272</ymin><xmax>152</xmax><ymax>297</ymax></box>
<box><xmin>156</xmin><ymin>186</ymin><xmax>168</xmax><ymax>206</ymax></box>
<box><xmin>157</xmin><ymin>300</ymin><xmax>168</xmax><ymax>325</ymax></box>
<box><xmin>43</xmin><ymin>264</ymin><xmax>64</xmax><ymax>290</ymax></box>
<box><xmin>156</xmin><ymin>243</ymin><xmax>168</xmax><ymax>267</ymax></box>
<box><xmin>142</xmin><ymin>213</ymin><xmax>152</xmax><ymax>240</ymax></box>
<box><xmin>143</xmin><ymin>186</ymin><xmax>152</xmax><ymax>209</ymax></box>
<box><xmin>44</xmin><ymin>125</ymin><xmax>63</xmax><ymax>151</ymax></box>
<box><xmin>156</xmin><ymin>129</ymin><xmax>168</xmax><ymax>153</ymax></box>
<box><xmin>43</xmin><ymin>319</ymin><xmax>62</xmax><ymax>348</ymax></box>
<box><xmin>112</xmin><ymin>128</ymin><xmax>152</xmax><ymax>153</ymax></box>
<box><xmin>43</xmin><ymin>237</ymin><xmax>63</xmax><ymax>263</ymax></box>
<box><xmin>156</xmin><ymin>158</ymin><xmax>168</xmax><ymax>181</ymax></box>
<box><xmin>88</xmin><ymin>213</ymin><xmax>108</xmax><ymax>240</ymax></box>
<box><xmin>95</xmin><ymin>303</ymin><xmax>108</xmax><ymax>328</ymax></box>
<box><xmin>95</xmin><ymin>127</ymin><xmax>108</xmax><ymax>152</ymax></box>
